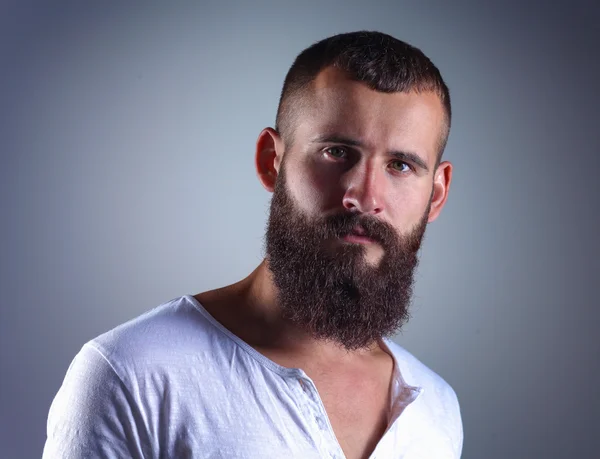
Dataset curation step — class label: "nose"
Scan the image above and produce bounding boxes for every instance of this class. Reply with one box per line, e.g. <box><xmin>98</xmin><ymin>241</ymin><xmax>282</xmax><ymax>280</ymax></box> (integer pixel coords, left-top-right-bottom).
<box><xmin>341</xmin><ymin>161</ymin><xmax>385</xmax><ymax>215</ymax></box>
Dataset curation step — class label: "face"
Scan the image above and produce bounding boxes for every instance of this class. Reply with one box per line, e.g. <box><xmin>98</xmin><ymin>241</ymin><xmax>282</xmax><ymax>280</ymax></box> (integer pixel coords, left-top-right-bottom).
<box><xmin>281</xmin><ymin>67</ymin><xmax>447</xmax><ymax>257</ymax></box>
<box><xmin>260</xmin><ymin>67</ymin><xmax>452</xmax><ymax>351</ymax></box>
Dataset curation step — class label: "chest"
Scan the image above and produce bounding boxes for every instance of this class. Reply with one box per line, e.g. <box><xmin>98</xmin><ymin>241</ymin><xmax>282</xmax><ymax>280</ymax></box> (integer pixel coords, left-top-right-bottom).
<box><xmin>310</xmin><ymin>371</ymin><xmax>392</xmax><ymax>459</ymax></box>
<box><xmin>144</xmin><ymin>359</ymin><xmax>458</xmax><ymax>459</ymax></box>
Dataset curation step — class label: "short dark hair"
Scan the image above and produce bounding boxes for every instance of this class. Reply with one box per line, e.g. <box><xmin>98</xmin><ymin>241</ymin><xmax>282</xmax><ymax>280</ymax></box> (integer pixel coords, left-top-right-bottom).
<box><xmin>275</xmin><ymin>31</ymin><xmax>451</xmax><ymax>164</ymax></box>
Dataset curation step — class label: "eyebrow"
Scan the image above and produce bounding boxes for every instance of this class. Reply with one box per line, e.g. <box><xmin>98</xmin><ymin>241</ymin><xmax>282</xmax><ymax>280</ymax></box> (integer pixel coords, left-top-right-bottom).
<box><xmin>310</xmin><ymin>134</ymin><xmax>430</xmax><ymax>172</ymax></box>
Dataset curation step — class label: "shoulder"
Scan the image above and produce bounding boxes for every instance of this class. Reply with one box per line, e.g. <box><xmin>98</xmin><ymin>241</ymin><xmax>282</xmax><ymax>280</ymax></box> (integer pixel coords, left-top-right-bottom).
<box><xmin>384</xmin><ymin>339</ymin><xmax>455</xmax><ymax>392</ymax></box>
<box><xmin>89</xmin><ymin>295</ymin><xmax>217</xmax><ymax>370</ymax></box>
<box><xmin>53</xmin><ymin>294</ymin><xmax>219</xmax><ymax>398</ymax></box>
<box><xmin>383</xmin><ymin>338</ymin><xmax>463</xmax><ymax>453</ymax></box>
<box><xmin>44</xmin><ymin>296</ymin><xmax>224</xmax><ymax>457</ymax></box>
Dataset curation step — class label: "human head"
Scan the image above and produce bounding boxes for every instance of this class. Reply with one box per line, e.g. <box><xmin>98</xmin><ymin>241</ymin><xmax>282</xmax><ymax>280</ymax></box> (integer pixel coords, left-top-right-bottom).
<box><xmin>275</xmin><ymin>30</ymin><xmax>451</xmax><ymax>166</ymax></box>
<box><xmin>256</xmin><ymin>31</ymin><xmax>453</xmax><ymax>350</ymax></box>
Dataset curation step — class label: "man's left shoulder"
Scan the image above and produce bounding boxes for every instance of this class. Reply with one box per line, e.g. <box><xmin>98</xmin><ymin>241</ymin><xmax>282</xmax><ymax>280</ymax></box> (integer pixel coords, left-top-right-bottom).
<box><xmin>384</xmin><ymin>338</ymin><xmax>462</xmax><ymax>426</ymax></box>
<box><xmin>384</xmin><ymin>339</ymin><xmax>458</xmax><ymax>394</ymax></box>
<box><xmin>384</xmin><ymin>339</ymin><xmax>464</xmax><ymax>458</ymax></box>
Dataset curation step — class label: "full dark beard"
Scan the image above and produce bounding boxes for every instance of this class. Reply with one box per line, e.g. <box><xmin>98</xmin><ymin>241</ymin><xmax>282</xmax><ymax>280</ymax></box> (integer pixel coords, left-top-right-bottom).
<box><xmin>265</xmin><ymin>162</ymin><xmax>430</xmax><ymax>351</ymax></box>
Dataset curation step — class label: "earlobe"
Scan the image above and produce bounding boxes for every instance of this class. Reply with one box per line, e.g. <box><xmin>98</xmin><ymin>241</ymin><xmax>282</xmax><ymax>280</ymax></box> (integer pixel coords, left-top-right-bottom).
<box><xmin>255</xmin><ymin>128</ymin><xmax>283</xmax><ymax>192</ymax></box>
<box><xmin>427</xmin><ymin>161</ymin><xmax>453</xmax><ymax>223</ymax></box>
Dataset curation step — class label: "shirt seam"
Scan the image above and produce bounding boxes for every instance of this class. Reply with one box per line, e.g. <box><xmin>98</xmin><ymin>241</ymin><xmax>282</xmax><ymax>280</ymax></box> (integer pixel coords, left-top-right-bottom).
<box><xmin>183</xmin><ymin>294</ymin><xmax>304</xmax><ymax>379</ymax></box>
<box><xmin>84</xmin><ymin>341</ymin><xmax>149</xmax><ymax>459</ymax></box>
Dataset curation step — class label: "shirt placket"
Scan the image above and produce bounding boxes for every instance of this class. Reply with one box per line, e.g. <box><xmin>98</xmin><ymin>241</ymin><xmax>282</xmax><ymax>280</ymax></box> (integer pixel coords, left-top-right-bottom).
<box><xmin>296</xmin><ymin>376</ymin><xmax>346</xmax><ymax>459</ymax></box>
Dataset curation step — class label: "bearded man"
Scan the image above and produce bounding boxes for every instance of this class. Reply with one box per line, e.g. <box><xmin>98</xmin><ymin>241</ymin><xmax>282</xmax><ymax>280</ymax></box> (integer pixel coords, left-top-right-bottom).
<box><xmin>43</xmin><ymin>31</ymin><xmax>463</xmax><ymax>459</ymax></box>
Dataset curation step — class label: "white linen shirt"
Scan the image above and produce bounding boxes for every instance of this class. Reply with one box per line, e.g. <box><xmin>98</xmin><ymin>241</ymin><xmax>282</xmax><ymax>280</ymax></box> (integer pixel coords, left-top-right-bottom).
<box><xmin>43</xmin><ymin>295</ymin><xmax>463</xmax><ymax>458</ymax></box>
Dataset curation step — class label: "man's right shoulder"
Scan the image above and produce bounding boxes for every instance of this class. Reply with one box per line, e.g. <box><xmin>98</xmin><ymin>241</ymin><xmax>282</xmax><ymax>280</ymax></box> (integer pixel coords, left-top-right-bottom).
<box><xmin>44</xmin><ymin>295</ymin><xmax>222</xmax><ymax>458</ymax></box>
<box><xmin>85</xmin><ymin>295</ymin><xmax>219</xmax><ymax>375</ymax></box>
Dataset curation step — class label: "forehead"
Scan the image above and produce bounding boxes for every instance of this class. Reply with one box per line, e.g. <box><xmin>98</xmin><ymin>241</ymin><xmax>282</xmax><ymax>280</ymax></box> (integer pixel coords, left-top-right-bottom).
<box><xmin>295</xmin><ymin>67</ymin><xmax>445</xmax><ymax>165</ymax></box>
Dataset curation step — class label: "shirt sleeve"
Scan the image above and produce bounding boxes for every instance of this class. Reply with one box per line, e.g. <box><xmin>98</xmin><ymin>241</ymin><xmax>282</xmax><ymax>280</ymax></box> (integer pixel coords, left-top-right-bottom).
<box><xmin>42</xmin><ymin>343</ymin><xmax>151</xmax><ymax>459</ymax></box>
<box><xmin>447</xmin><ymin>384</ymin><xmax>464</xmax><ymax>458</ymax></box>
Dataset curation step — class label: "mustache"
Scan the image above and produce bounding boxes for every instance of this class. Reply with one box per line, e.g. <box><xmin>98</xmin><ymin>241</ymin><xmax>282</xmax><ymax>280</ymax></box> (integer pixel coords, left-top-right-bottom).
<box><xmin>320</xmin><ymin>212</ymin><xmax>399</xmax><ymax>246</ymax></box>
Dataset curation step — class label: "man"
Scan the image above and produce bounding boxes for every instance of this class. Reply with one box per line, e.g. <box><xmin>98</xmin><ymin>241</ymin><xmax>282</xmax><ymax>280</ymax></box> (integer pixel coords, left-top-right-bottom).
<box><xmin>43</xmin><ymin>31</ymin><xmax>462</xmax><ymax>458</ymax></box>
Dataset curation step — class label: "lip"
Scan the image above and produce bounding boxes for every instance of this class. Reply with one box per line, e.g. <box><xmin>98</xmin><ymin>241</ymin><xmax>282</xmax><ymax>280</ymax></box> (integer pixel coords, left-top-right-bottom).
<box><xmin>341</xmin><ymin>234</ymin><xmax>375</xmax><ymax>244</ymax></box>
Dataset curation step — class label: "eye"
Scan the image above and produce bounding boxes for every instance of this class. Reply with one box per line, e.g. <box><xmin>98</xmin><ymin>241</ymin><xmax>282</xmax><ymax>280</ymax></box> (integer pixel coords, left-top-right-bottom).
<box><xmin>324</xmin><ymin>146</ymin><xmax>348</xmax><ymax>159</ymax></box>
<box><xmin>390</xmin><ymin>161</ymin><xmax>412</xmax><ymax>173</ymax></box>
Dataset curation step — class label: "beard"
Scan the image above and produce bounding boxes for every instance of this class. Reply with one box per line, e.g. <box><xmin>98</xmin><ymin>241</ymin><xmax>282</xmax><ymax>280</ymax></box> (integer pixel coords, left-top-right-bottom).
<box><xmin>265</xmin><ymin>161</ymin><xmax>430</xmax><ymax>351</ymax></box>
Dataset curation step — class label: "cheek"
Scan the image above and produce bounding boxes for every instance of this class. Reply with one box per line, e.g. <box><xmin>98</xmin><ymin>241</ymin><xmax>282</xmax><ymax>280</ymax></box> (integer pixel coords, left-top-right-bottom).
<box><xmin>312</xmin><ymin>166</ymin><xmax>339</xmax><ymax>196</ymax></box>
<box><xmin>386</xmin><ymin>182</ymin><xmax>432</xmax><ymax>228</ymax></box>
<box><xmin>288</xmin><ymin>158</ymin><xmax>343</xmax><ymax>213</ymax></box>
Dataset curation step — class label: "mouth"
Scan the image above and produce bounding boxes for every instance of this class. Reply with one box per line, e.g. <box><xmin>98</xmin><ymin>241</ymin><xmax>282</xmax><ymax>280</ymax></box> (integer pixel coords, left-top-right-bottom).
<box><xmin>341</xmin><ymin>234</ymin><xmax>376</xmax><ymax>244</ymax></box>
<box><xmin>340</xmin><ymin>225</ymin><xmax>376</xmax><ymax>244</ymax></box>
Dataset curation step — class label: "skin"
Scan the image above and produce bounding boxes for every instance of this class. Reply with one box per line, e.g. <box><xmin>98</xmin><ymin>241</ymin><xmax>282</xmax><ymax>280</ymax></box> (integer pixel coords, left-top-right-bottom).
<box><xmin>195</xmin><ymin>66</ymin><xmax>452</xmax><ymax>459</ymax></box>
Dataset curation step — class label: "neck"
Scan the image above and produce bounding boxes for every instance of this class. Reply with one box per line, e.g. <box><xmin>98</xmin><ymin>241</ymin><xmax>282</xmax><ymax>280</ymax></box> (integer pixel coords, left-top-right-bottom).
<box><xmin>197</xmin><ymin>259</ymin><xmax>384</xmax><ymax>367</ymax></box>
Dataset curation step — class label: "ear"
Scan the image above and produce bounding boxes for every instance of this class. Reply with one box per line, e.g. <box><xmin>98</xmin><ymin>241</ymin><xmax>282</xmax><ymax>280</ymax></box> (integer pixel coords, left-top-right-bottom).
<box><xmin>427</xmin><ymin>160</ymin><xmax>453</xmax><ymax>223</ymax></box>
<box><xmin>255</xmin><ymin>127</ymin><xmax>284</xmax><ymax>192</ymax></box>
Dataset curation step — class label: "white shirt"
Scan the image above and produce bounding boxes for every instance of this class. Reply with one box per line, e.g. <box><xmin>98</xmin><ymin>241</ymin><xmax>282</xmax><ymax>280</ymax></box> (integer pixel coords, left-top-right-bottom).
<box><xmin>43</xmin><ymin>295</ymin><xmax>463</xmax><ymax>458</ymax></box>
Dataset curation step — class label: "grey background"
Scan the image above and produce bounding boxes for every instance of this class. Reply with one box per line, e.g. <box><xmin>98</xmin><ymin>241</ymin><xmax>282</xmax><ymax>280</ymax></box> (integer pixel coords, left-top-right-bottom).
<box><xmin>1</xmin><ymin>1</ymin><xmax>598</xmax><ymax>457</ymax></box>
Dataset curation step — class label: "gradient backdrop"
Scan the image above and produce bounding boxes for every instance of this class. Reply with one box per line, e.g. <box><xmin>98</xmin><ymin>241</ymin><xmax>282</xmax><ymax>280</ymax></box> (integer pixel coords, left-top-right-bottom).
<box><xmin>1</xmin><ymin>1</ymin><xmax>599</xmax><ymax>458</ymax></box>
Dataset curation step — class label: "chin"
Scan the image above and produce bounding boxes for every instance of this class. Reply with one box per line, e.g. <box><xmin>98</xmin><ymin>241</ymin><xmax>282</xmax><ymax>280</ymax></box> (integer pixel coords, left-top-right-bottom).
<box><xmin>364</xmin><ymin>251</ymin><xmax>384</xmax><ymax>267</ymax></box>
